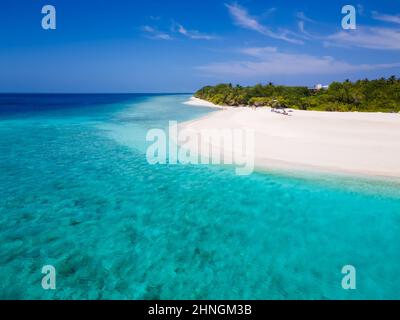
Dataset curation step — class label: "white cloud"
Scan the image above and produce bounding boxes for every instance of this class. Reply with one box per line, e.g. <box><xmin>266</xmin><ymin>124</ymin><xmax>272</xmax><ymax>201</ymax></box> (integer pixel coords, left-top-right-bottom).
<box><xmin>326</xmin><ymin>26</ymin><xmax>400</xmax><ymax>50</ymax></box>
<box><xmin>295</xmin><ymin>12</ymin><xmax>319</xmax><ymax>40</ymax></box>
<box><xmin>196</xmin><ymin>47</ymin><xmax>400</xmax><ymax>77</ymax></box>
<box><xmin>240</xmin><ymin>46</ymin><xmax>277</xmax><ymax>56</ymax></box>
<box><xmin>296</xmin><ymin>12</ymin><xmax>316</xmax><ymax>23</ymax></box>
<box><xmin>175</xmin><ymin>24</ymin><xmax>218</xmax><ymax>40</ymax></box>
<box><xmin>261</xmin><ymin>7</ymin><xmax>277</xmax><ymax>18</ymax></box>
<box><xmin>142</xmin><ymin>25</ymin><xmax>173</xmax><ymax>40</ymax></box>
<box><xmin>371</xmin><ymin>11</ymin><xmax>400</xmax><ymax>24</ymax></box>
<box><xmin>225</xmin><ymin>3</ymin><xmax>304</xmax><ymax>44</ymax></box>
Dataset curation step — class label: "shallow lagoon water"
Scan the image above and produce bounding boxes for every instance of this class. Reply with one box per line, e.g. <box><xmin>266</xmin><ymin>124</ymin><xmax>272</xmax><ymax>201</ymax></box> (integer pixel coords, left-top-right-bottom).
<box><xmin>0</xmin><ymin>94</ymin><xmax>399</xmax><ymax>299</ymax></box>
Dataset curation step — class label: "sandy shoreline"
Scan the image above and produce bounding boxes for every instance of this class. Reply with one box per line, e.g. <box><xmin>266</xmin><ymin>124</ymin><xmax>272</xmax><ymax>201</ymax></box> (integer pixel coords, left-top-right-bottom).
<box><xmin>183</xmin><ymin>96</ymin><xmax>226</xmax><ymax>109</ymax></box>
<box><xmin>181</xmin><ymin>98</ymin><xmax>400</xmax><ymax>179</ymax></box>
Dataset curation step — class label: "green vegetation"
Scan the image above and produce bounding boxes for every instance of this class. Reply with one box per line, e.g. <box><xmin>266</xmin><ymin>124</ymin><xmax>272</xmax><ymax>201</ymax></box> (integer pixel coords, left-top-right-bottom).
<box><xmin>195</xmin><ymin>77</ymin><xmax>400</xmax><ymax>112</ymax></box>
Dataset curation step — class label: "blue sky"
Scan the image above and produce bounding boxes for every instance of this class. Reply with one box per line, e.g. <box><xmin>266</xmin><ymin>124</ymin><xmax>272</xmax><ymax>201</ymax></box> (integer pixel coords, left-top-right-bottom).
<box><xmin>1</xmin><ymin>0</ymin><xmax>400</xmax><ymax>92</ymax></box>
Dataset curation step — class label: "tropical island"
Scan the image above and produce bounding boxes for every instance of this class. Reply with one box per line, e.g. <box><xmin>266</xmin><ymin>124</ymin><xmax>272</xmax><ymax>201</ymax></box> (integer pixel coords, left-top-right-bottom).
<box><xmin>195</xmin><ymin>77</ymin><xmax>400</xmax><ymax>113</ymax></box>
<box><xmin>181</xmin><ymin>76</ymin><xmax>400</xmax><ymax>178</ymax></box>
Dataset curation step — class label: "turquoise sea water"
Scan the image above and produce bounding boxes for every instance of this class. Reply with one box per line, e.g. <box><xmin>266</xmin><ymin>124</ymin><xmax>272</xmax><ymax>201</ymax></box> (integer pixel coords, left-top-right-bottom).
<box><xmin>0</xmin><ymin>94</ymin><xmax>400</xmax><ymax>300</ymax></box>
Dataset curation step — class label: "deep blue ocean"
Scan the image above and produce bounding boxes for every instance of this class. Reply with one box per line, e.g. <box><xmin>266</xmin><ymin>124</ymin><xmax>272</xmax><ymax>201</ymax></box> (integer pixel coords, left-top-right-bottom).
<box><xmin>0</xmin><ymin>94</ymin><xmax>399</xmax><ymax>300</ymax></box>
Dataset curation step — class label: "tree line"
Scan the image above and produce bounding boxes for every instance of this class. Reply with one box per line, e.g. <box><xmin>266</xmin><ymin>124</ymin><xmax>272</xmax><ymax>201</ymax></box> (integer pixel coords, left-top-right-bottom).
<box><xmin>194</xmin><ymin>77</ymin><xmax>400</xmax><ymax>112</ymax></box>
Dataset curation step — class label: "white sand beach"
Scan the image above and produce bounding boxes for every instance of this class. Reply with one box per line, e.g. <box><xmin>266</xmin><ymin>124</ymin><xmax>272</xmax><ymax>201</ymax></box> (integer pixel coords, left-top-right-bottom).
<box><xmin>183</xmin><ymin>96</ymin><xmax>225</xmax><ymax>109</ymax></box>
<box><xmin>181</xmin><ymin>98</ymin><xmax>400</xmax><ymax>179</ymax></box>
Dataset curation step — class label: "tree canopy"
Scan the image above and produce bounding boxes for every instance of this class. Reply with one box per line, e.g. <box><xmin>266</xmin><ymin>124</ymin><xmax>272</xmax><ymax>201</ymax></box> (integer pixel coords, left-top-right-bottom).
<box><xmin>194</xmin><ymin>77</ymin><xmax>400</xmax><ymax>113</ymax></box>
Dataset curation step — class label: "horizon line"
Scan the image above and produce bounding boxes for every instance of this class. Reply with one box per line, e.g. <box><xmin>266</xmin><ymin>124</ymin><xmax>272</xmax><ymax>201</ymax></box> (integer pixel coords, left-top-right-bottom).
<box><xmin>0</xmin><ymin>92</ymin><xmax>195</xmax><ymax>95</ymax></box>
